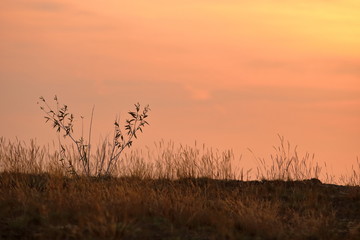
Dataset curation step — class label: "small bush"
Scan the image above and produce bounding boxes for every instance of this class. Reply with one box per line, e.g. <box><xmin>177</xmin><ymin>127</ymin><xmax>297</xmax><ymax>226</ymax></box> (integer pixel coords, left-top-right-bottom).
<box><xmin>38</xmin><ymin>95</ymin><xmax>150</xmax><ymax>177</ymax></box>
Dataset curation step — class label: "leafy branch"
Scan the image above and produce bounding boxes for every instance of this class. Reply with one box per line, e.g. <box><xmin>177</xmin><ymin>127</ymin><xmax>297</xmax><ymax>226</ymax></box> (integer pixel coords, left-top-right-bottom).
<box><xmin>38</xmin><ymin>96</ymin><xmax>150</xmax><ymax>177</ymax></box>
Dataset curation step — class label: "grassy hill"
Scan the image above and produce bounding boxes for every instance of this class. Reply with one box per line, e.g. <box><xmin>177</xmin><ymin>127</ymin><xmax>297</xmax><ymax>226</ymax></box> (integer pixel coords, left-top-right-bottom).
<box><xmin>0</xmin><ymin>138</ymin><xmax>359</xmax><ymax>239</ymax></box>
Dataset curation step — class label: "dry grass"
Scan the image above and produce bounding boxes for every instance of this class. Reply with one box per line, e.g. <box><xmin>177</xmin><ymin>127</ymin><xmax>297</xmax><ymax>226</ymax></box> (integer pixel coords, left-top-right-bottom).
<box><xmin>0</xmin><ymin>137</ymin><xmax>359</xmax><ymax>240</ymax></box>
<box><xmin>251</xmin><ymin>135</ymin><xmax>322</xmax><ymax>181</ymax></box>
<box><xmin>339</xmin><ymin>157</ymin><xmax>360</xmax><ymax>186</ymax></box>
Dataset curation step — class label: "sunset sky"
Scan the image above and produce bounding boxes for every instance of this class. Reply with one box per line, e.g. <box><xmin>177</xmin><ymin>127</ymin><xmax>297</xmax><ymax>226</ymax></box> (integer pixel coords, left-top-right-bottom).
<box><xmin>1</xmin><ymin>0</ymin><xmax>359</xmax><ymax>176</ymax></box>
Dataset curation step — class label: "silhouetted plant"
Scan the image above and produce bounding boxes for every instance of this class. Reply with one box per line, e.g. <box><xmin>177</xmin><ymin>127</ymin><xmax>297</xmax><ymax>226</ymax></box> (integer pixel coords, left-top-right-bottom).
<box><xmin>249</xmin><ymin>135</ymin><xmax>321</xmax><ymax>181</ymax></box>
<box><xmin>38</xmin><ymin>95</ymin><xmax>150</xmax><ymax>177</ymax></box>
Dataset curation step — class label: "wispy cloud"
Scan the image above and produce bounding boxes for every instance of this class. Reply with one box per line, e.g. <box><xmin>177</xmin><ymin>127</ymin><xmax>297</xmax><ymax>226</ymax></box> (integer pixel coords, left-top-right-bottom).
<box><xmin>184</xmin><ymin>84</ymin><xmax>212</xmax><ymax>101</ymax></box>
<box><xmin>335</xmin><ymin>61</ymin><xmax>360</xmax><ymax>77</ymax></box>
<box><xmin>25</xmin><ymin>1</ymin><xmax>67</xmax><ymax>12</ymax></box>
<box><xmin>211</xmin><ymin>86</ymin><xmax>360</xmax><ymax>105</ymax></box>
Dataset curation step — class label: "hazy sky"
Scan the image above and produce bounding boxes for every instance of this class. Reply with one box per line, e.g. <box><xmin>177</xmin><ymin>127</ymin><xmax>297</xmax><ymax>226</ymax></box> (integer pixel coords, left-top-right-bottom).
<box><xmin>1</xmin><ymin>0</ymin><xmax>359</xmax><ymax>175</ymax></box>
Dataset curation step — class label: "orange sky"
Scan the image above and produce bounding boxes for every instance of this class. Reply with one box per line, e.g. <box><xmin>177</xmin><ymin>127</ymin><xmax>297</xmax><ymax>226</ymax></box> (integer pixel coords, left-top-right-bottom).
<box><xmin>1</xmin><ymin>0</ymin><xmax>359</xmax><ymax>177</ymax></box>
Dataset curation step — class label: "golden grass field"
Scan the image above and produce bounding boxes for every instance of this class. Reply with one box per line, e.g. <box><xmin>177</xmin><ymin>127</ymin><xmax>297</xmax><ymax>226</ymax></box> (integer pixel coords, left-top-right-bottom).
<box><xmin>0</xmin><ymin>137</ymin><xmax>359</xmax><ymax>240</ymax></box>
